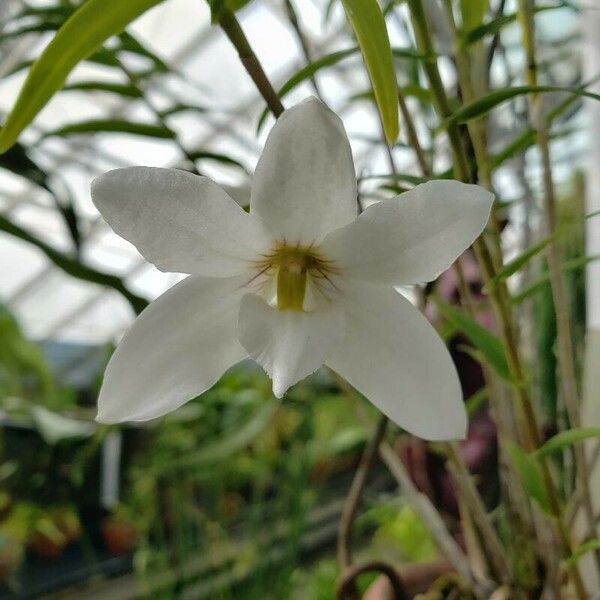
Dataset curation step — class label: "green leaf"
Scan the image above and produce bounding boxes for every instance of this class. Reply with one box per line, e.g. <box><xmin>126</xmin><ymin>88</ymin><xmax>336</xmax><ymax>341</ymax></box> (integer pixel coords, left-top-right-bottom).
<box><xmin>188</xmin><ymin>150</ymin><xmax>249</xmax><ymax>173</ymax></box>
<box><xmin>491</xmin><ymin>127</ymin><xmax>577</xmax><ymax>170</ymax></box>
<box><xmin>534</xmin><ymin>428</ymin><xmax>600</xmax><ymax>460</ymax></box>
<box><xmin>460</xmin><ymin>0</ymin><xmax>488</xmax><ymax>32</ymax></box>
<box><xmin>159</xmin><ymin>103</ymin><xmax>207</xmax><ymax>118</ymax></box>
<box><xmin>563</xmin><ymin>539</ymin><xmax>600</xmax><ymax>568</ymax></box>
<box><xmin>0</xmin><ymin>0</ymin><xmax>165</xmax><ymax>153</ymax></box>
<box><xmin>440</xmin><ymin>85</ymin><xmax>600</xmax><ymax>130</ymax></box>
<box><xmin>0</xmin><ymin>214</ymin><xmax>148</xmax><ymax>314</ymax></box>
<box><xmin>156</xmin><ymin>401</ymin><xmax>277</xmax><ymax>474</ymax></box>
<box><xmin>484</xmin><ymin>236</ymin><xmax>554</xmax><ymax>291</ymax></box>
<box><xmin>461</xmin><ymin>4</ymin><xmax>565</xmax><ymax>46</ymax></box>
<box><xmin>359</xmin><ymin>172</ymin><xmax>429</xmax><ymax>186</ymax></box>
<box><xmin>43</xmin><ymin>120</ymin><xmax>174</xmax><ymax>139</ymax></box>
<box><xmin>340</xmin><ymin>0</ymin><xmax>399</xmax><ymax>143</ymax></box>
<box><xmin>512</xmin><ymin>254</ymin><xmax>600</xmax><ymax>304</ymax></box>
<box><xmin>62</xmin><ymin>81</ymin><xmax>143</xmax><ymax>98</ymax></box>
<box><xmin>505</xmin><ymin>442</ymin><xmax>552</xmax><ymax>515</ymax></box>
<box><xmin>257</xmin><ymin>46</ymin><xmax>424</xmax><ymax>133</ymax></box>
<box><xmin>466</xmin><ymin>387</ymin><xmax>488</xmax><ymax>417</ymax></box>
<box><xmin>0</xmin><ymin>143</ymin><xmax>81</xmax><ymax>250</ymax></box>
<box><xmin>437</xmin><ymin>302</ymin><xmax>511</xmax><ymax>381</ymax></box>
<box><xmin>257</xmin><ymin>48</ymin><xmax>358</xmax><ymax>133</ymax></box>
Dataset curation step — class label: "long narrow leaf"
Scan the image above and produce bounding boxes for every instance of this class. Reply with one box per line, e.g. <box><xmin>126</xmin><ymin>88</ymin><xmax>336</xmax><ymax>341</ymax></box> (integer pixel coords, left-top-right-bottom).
<box><xmin>534</xmin><ymin>428</ymin><xmax>600</xmax><ymax>460</ymax></box>
<box><xmin>437</xmin><ymin>302</ymin><xmax>511</xmax><ymax>381</ymax></box>
<box><xmin>0</xmin><ymin>0</ymin><xmax>164</xmax><ymax>153</ymax></box>
<box><xmin>341</xmin><ymin>0</ymin><xmax>398</xmax><ymax>143</ymax></box>
<box><xmin>440</xmin><ymin>85</ymin><xmax>600</xmax><ymax>130</ymax></box>
<box><xmin>43</xmin><ymin>120</ymin><xmax>174</xmax><ymax>139</ymax></box>
<box><xmin>563</xmin><ymin>540</ymin><xmax>600</xmax><ymax>568</ymax></box>
<box><xmin>512</xmin><ymin>255</ymin><xmax>600</xmax><ymax>304</ymax></box>
<box><xmin>505</xmin><ymin>442</ymin><xmax>552</xmax><ymax>515</ymax></box>
<box><xmin>62</xmin><ymin>81</ymin><xmax>143</xmax><ymax>98</ymax></box>
<box><xmin>484</xmin><ymin>236</ymin><xmax>554</xmax><ymax>291</ymax></box>
<box><xmin>257</xmin><ymin>48</ymin><xmax>358</xmax><ymax>133</ymax></box>
<box><xmin>0</xmin><ymin>214</ymin><xmax>147</xmax><ymax>314</ymax></box>
<box><xmin>257</xmin><ymin>46</ymin><xmax>425</xmax><ymax>133</ymax></box>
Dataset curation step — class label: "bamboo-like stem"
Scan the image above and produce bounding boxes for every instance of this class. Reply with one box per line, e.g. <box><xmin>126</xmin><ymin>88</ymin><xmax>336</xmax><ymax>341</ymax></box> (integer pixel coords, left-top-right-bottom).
<box><xmin>407</xmin><ymin>1</ymin><xmax>587</xmax><ymax>596</ymax></box>
<box><xmin>410</xmin><ymin>0</ymin><xmax>538</xmax><ymax>584</ymax></box>
<box><xmin>397</xmin><ymin>91</ymin><xmax>431</xmax><ymax>177</ymax></box>
<box><xmin>378</xmin><ymin>442</ymin><xmax>487</xmax><ymax>594</ymax></box>
<box><xmin>406</xmin><ymin>0</ymin><xmax>471</xmax><ymax>181</ymax></box>
<box><xmin>457</xmin><ymin>496</ymin><xmax>490</xmax><ymax>583</ymax></box>
<box><xmin>445</xmin><ymin>442</ymin><xmax>512</xmax><ymax>586</ymax></box>
<box><xmin>218</xmin><ymin>9</ymin><xmax>284</xmax><ymax>118</ymax></box>
<box><xmin>441</xmin><ymin>1</ymin><xmax>504</xmax><ymax>265</ymax></box>
<box><xmin>516</xmin><ymin>0</ymin><xmax>600</xmax><ymax>575</ymax></box>
<box><xmin>516</xmin><ymin>0</ymin><xmax>581</xmax><ymax>436</ymax></box>
<box><xmin>337</xmin><ymin>415</ymin><xmax>388</xmax><ymax>571</ymax></box>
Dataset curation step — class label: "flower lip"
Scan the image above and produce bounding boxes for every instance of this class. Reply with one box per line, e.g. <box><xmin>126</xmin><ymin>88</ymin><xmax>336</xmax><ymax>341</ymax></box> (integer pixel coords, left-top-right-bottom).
<box><xmin>250</xmin><ymin>241</ymin><xmax>341</xmax><ymax>311</ymax></box>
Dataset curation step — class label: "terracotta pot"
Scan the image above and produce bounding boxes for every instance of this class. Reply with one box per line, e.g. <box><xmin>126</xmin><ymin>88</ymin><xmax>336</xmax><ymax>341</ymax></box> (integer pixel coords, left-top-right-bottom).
<box><xmin>101</xmin><ymin>518</ymin><xmax>138</xmax><ymax>555</ymax></box>
<box><xmin>29</xmin><ymin>531</ymin><xmax>66</xmax><ymax>560</ymax></box>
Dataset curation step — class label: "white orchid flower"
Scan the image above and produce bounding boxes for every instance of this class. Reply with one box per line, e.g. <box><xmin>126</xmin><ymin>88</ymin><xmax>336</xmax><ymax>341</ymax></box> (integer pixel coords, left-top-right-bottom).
<box><xmin>91</xmin><ymin>97</ymin><xmax>493</xmax><ymax>440</ymax></box>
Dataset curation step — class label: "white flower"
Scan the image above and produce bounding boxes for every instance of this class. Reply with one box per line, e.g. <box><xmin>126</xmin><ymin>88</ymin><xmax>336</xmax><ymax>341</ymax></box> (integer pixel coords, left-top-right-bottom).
<box><xmin>91</xmin><ymin>97</ymin><xmax>493</xmax><ymax>441</ymax></box>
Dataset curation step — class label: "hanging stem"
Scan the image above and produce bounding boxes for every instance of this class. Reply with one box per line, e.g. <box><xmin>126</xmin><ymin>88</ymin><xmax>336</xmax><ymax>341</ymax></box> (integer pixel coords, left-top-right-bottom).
<box><xmin>217</xmin><ymin>8</ymin><xmax>284</xmax><ymax>117</ymax></box>
<box><xmin>336</xmin><ymin>561</ymin><xmax>408</xmax><ymax>600</ymax></box>
<box><xmin>379</xmin><ymin>442</ymin><xmax>488</xmax><ymax>595</ymax></box>
<box><xmin>445</xmin><ymin>442</ymin><xmax>513</xmax><ymax>586</ymax></box>
<box><xmin>397</xmin><ymin>91</ymin><xmax>431</xmax><ymax>177</ymax></box>
<box><xmin>406</xmin><ymin>0</ymin><xmax>587</xmax><ymax>596</ymax></box>
<box><xmin>337</xmin><ymin>415</ymin><xmax>388</xmax><ymax>570</ymax></box>
<box><xmin>516</xmin><ymin>0</ymin><xmax>600</xmax><ymax>571</ymax></box>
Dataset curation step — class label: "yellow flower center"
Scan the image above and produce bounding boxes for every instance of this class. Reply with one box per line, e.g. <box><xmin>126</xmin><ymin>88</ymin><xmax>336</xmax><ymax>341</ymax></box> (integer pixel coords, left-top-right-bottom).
<box><xmin>254</xmin><ymin>242</ymin><xmax>339</xmax><ymax>311</ymax></box>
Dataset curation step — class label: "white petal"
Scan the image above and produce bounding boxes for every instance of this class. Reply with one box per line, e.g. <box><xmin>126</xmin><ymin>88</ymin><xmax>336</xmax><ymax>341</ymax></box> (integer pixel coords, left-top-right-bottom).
<box><xmin>322</xmin><ymin>180</ymin><xmax>493</xmax><ymax>285</ymax></box>
<box><xmin>238</xmin><ymin>294</ymin><xmax>344</xmax><ymax>397</ymax></box>
<box><xmin>97</xmin><ymin>275</ymin><xmax>248</xmax><ymax>423</ymax></box>
<box><xmin>92</xmin><ymin>167</ymin><xmax>274</xmax><ymax>276</ymax></box>
<box><xmin>250</xmin><ymin>97</ymin><xmax>357</xmax><ymax>244</ymax></box>
<box><xmin>326</xmin><ymin>281</ymin><xmax>467</xmax><ymax>440</ymax></box>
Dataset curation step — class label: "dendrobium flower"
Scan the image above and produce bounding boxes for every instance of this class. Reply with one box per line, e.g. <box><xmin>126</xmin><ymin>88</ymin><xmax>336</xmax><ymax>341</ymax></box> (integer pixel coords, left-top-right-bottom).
<box><xmin>91</xmin><ymin>97</ymin><xmax>493</xmax><ymax>440</ymax></box>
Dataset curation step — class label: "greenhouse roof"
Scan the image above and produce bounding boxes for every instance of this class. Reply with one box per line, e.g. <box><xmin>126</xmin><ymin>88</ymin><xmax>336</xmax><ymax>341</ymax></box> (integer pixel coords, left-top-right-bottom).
<box><xmin>0</xmin><ymin>0</ymin><xmax>581</xmax><ymax>344</ymax></box>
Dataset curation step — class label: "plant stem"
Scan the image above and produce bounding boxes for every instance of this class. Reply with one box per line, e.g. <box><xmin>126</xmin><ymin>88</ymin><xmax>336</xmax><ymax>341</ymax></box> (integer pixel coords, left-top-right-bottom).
<box><xmin>407</xmin><ymin>0</ymin><xmax>588</xmax><ymax>595</ymax></box>
<box><xmin>379</xmin><ymin>442</ymin><xmax>488</xmax><ymax>595</ymax></box>
<box><xmin>337</xmin><ymin>415</ymin><xmax>388</xmax><ymax>570</ymax></box>
<box><xmin>445</xmin><ymin>442</ymin><xmax>513</xmax><ymax>586</ymax></box>
<box><xmin>406</xmin><ymin>0</ymin><xmax>470</xmax><ymax>181</ymax></box>
<box><xmin>516</xmin><ymin>0</ymin><xmax>600</xmax><ymax>574</ymax></box>
<box><xmin>218</xmin><ymin>9</ymin><xmax>284</xmax><ymax>118</ymax></box>
<box><xmin>336</xmin><ymin>560</ymin><xmax>407</xmax><ymax>600</ymax></box>
<box><xmin>397</xmin><ymin>91</ymin><xmax>431</xmax><ymax>177</ymax></box>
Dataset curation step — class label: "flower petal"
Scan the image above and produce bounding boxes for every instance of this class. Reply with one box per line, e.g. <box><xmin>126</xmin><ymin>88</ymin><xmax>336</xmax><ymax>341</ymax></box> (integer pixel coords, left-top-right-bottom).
<box><xmin>238</xmin><ymin>294</ymin><xmax>344</xmax><ymax>397</ymax></box>
<box><xmin>250</xmin><ymin>97</ymin><xmax>357</xmax><ymax>244</ymax></box>
<box><xmin>321</xmin><ymin>180</ymin><xmax>493</xmax><ymax>285</ymax></box>
<box><xmin>96</xmin><ymin>275</ymin><xmax>248</xmax><ymax>423</ymax></box>
<box><xmin>326</xmin><ymin>281</ymin><xmax>467</xmax><ymax>440</ymax></box>
<box><xmin>92</xmin><ymin>167</ymin><xmax>274</xmax><ymax>276</ymax></box>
